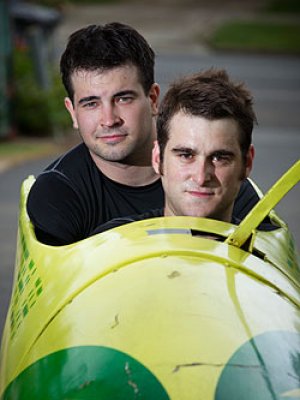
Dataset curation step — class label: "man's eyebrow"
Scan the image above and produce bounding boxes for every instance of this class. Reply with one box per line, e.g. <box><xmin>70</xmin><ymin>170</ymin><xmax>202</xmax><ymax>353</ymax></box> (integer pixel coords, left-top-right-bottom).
<box><xmin>114</xmin><ymin>89</ymin><xmax>138</xmax><ymax>97</ymax></box>
<box><xmin>171</xmin><ymin>147</ymin><xmax>237</xmax><ymax>157</ymax></box>
<box><xmin>78</xmin><ymin>96</ymin><xmax>100</xmax><ymax>105</ymax></box>
<box><xmin>171</xmin><ymin>146</ymin><xmax>194</xmax><ymax>153</ymax></box>
<box><xmin>212</xmin><ymin>149</ymin><xmax>235</xmax><ymax>156</ymax></box>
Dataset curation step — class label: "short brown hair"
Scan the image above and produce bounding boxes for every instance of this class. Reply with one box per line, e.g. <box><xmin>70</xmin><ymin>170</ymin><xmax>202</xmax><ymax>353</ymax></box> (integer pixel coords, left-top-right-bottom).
<box><xmin>157</xmin><ymin>68</ymin><xmax>257</xmax><ymax>164</ymax></box>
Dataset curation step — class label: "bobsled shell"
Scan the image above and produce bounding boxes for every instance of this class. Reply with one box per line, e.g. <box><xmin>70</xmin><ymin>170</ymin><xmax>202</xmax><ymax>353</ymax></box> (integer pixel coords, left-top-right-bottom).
<box><xmin>0</xmin><ymin>175</ymin><xmax>300</xmax><ymax>399</ymax></box>
<box><xmin>7</xmin><ymin>252</ymin><xmax>300</xmax><ymax>399</ymax></box>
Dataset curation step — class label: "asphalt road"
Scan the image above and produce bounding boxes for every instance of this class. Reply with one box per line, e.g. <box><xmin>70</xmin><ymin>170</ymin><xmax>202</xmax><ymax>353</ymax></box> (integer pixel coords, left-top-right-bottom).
<box><xmin>0</xmin><ymin>52</ymin><xmax>300</xmax><ymax>344</ymax></box>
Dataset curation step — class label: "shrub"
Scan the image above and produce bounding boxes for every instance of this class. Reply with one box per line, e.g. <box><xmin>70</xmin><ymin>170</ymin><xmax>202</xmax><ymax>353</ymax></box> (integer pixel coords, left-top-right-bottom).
<box><xmin>13</xmin><ymin>47</ymin><xmax>70</xmax><ymax>137</ymax></box>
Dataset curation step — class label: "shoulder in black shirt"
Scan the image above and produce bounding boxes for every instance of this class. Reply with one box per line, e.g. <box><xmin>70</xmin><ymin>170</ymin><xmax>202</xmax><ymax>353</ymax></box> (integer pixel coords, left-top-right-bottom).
<box><xmin>27</xmin><ymin>143</ymin><xmax>164</xmax><ymax>245</ymax></box>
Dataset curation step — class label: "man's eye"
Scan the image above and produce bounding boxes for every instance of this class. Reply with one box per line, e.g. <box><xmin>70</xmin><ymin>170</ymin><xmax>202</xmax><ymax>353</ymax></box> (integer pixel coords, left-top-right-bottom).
<box><xmin>116</xmin><ymin>96</ymin><xmax>133</xmax><ymax>104</ymax></box>
<box><xmin>212</xmin><ymin>153</ymin><xmax>231</xmax><ymax>163</ymax></box>
<box><xmin>179</xmin><ymin>152</ymin><xmax>194</xmax><ymax>160</ymax></box>
<box><xmin>83</xmin><ymin>101</ymin><xmax>97</xmax><ymax>108</ymax></box>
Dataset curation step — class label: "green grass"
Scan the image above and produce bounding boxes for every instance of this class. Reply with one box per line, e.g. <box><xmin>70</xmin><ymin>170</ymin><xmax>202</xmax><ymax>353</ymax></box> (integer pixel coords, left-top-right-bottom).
<box><xmin>265</xmin><ymin>0</ymin><xmax>300</xmax><ymax>13</ymax></box>
<box><xmin>28</xmin><ymin>0</ymin><xmax>120</xmax><ymax>7</ymax></box>
<box><xmin>0</xmin><ymin>137</ymin><xmax>77</xmax><ymax>170</ymax></box>
<box><xmin>207</xmin><ymin>21</ymin><xmax>300</xmax><ymax>54</ymax></box>
<box><xmin>0</xmin><ymin>140</ymin><xmax>59</xmax><ymax>157</ymax></box>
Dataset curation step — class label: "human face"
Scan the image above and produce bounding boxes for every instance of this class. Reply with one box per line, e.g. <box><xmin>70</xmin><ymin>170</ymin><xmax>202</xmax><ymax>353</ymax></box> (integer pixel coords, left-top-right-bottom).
<box><xmin>65</xmin><ymin>65</ymin><xmax>160</xmax><ymax>165</ymax></box>
<box><xmin>152</xmin><ymin>112</ymin><xmax>254</xmax><ymax>222</ymax></box>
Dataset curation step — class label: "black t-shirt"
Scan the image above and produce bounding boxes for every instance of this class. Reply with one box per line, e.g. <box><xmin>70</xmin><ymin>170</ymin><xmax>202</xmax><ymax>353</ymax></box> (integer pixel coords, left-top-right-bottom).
<box><xmin>27</xmin><ymin>143</ymin><xmax>164</xmax><ymax>245</ymax></box>
<box><xmin>27</xmin><ymin>143</ymin><xmax>262</xmax><ymax>246</ymax></box>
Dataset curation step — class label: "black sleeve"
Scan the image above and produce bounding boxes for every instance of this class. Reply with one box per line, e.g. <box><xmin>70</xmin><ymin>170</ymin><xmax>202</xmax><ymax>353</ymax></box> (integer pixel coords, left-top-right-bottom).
<box><xmin>90</xmin><ymin>209</ymin><xmax>163</xmax><ymax>236</ymax></box>
<box><xmin>90</xmin><ymin>217</ymin><xmax>136</xmax><ymax>236</ymax></box>
<box><xmin>27</xmin><ymin>172</ymin><xmax>86</xmax><ymax>246</ymax></box>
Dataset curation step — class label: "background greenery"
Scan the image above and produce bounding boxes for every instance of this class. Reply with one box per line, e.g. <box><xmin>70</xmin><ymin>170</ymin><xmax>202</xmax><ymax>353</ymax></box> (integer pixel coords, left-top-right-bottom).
<box><xmin>265</xmin><ymin>0</ymin><xmax>300</xmax><ymax>12</ymax></box>
<box><xmin>13</xmin><ymin>49</ymin><xmax>70</xmax><ymax>137</ymax></box>
<box><xmin>10</xmin><ymin>0</ymin><xmax>300</xmax><ymax>139</ymax></box>
<box><xmin>207</xmin><ymin>21</ymin><xmax>300</xmax><ymax>54</ymax></box>
<box><xmin>203</xmin><ymin>0</ymin><xmax>300</xmax><ymax>53</ymax></box>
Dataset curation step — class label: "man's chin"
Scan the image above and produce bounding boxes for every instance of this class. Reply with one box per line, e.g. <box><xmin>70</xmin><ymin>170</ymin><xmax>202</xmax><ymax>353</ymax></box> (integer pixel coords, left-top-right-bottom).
<box><xmin>182</xmin><ymin>210</ymin><xmax>210</xmax><ymax>219</ymax></box>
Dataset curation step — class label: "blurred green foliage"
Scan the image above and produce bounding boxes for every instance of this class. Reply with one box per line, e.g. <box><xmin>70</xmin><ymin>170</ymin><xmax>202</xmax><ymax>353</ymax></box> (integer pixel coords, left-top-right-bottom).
<box><xmin>265</xmin><ymin>0</ymin><xmax>300</xmax><ymax>13</ymax></box>
<box><xmin>12</xmin><ymin>0</ymin><xmax>299</xmax><ymax>138</ymax></box>
<box><xmin>27</xmin><ymin>0</ymin><xmax>119</xmax><ymax>7</ymax></box>
<box><xmin>28</xmin><ymin>0</ymin><xmax>300</xmax><ymax>10</ymax></box>
<box><xmin>207</xmin><ymin>21</ymin><xmax>300</xmax><ymax>54</ymax></box>
<box><xmin>13</xmin><ymin>48</ymin><xmax>70</xmax><ymax>136</ymax></box>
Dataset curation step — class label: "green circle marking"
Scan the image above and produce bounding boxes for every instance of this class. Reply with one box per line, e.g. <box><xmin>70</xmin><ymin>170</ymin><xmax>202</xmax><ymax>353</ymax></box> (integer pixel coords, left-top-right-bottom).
<box><xmin>215</xmin><ymin>331</ymin><xmax>300</xmax><ymax>400</ymax></box>
<box><xmin>2</xmin><ymin>346</ymin><xmax>170</xmax><ymax>400</ymax></box>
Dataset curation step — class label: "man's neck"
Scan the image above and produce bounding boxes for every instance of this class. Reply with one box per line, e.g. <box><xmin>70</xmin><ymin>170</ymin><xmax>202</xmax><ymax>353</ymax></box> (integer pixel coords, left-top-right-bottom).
<box><xmin>92</xmin><ymin>155</ymin><xmax>159</xmax><ymax>187</ymax></box>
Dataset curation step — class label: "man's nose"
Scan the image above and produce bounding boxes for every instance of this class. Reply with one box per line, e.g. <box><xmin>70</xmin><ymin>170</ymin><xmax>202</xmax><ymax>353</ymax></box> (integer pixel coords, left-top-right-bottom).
<box><xmin>100</xmin><ymin>104</ymin><xmax>121</xmax><ymax>127</ymax></box>
<box><xmin>192</xmin><ymin>159</ymin><xmax>213</xmax><ymax>185</ymax></box>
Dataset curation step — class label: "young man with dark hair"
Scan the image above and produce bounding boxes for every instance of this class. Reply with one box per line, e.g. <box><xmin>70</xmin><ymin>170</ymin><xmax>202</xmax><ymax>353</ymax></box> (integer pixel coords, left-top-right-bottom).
<box><xmin>27</xmin><ymin>23</ymin><xmax>162</xmax><ymax>245</ymax></box>
<box><xmin>153</xmin><ymin>68</ymin><xmax>255</xmax><ymax>222</ymax></box>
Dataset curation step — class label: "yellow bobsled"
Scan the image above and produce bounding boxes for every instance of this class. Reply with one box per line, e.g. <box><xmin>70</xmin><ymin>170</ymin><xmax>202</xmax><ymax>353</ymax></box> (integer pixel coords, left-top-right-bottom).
<box><xmin>0</xmin><ymin>161</ymin><xmax>299</xmax><ymax>400</ymax></box>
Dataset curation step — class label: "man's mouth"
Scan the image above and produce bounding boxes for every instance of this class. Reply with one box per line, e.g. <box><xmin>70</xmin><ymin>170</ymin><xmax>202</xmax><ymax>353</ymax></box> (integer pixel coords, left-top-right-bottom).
<box><xmin>186</xmin><ymin>190</ymin><xmax>214</xmax><ymax>198</ymax></box>
<box><xmin>98</xmin><ymin>133</ymin><xmax>127</xmax><ymax>144</ymax></box>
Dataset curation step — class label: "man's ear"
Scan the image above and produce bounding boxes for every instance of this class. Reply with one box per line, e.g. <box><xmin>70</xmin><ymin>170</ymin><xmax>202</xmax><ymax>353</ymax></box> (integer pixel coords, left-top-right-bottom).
<box><xmin>152</xmin><ymin>140</ymin><xmax>161</xmax><ymax>175</ymax></box>
<box><xmin>64</xmin><ymin>97</ymin><xmax>78</xmax><ymax>129</ymax></box>
<box><xmin>245</xmin><ymin>144</ymin><xmax>255</xmax><ymax>178</ymax></box>
<box><xmin>149</xmin><ymin>83</ymin><xmax>160</xmax><ymax>116</ymax></box>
